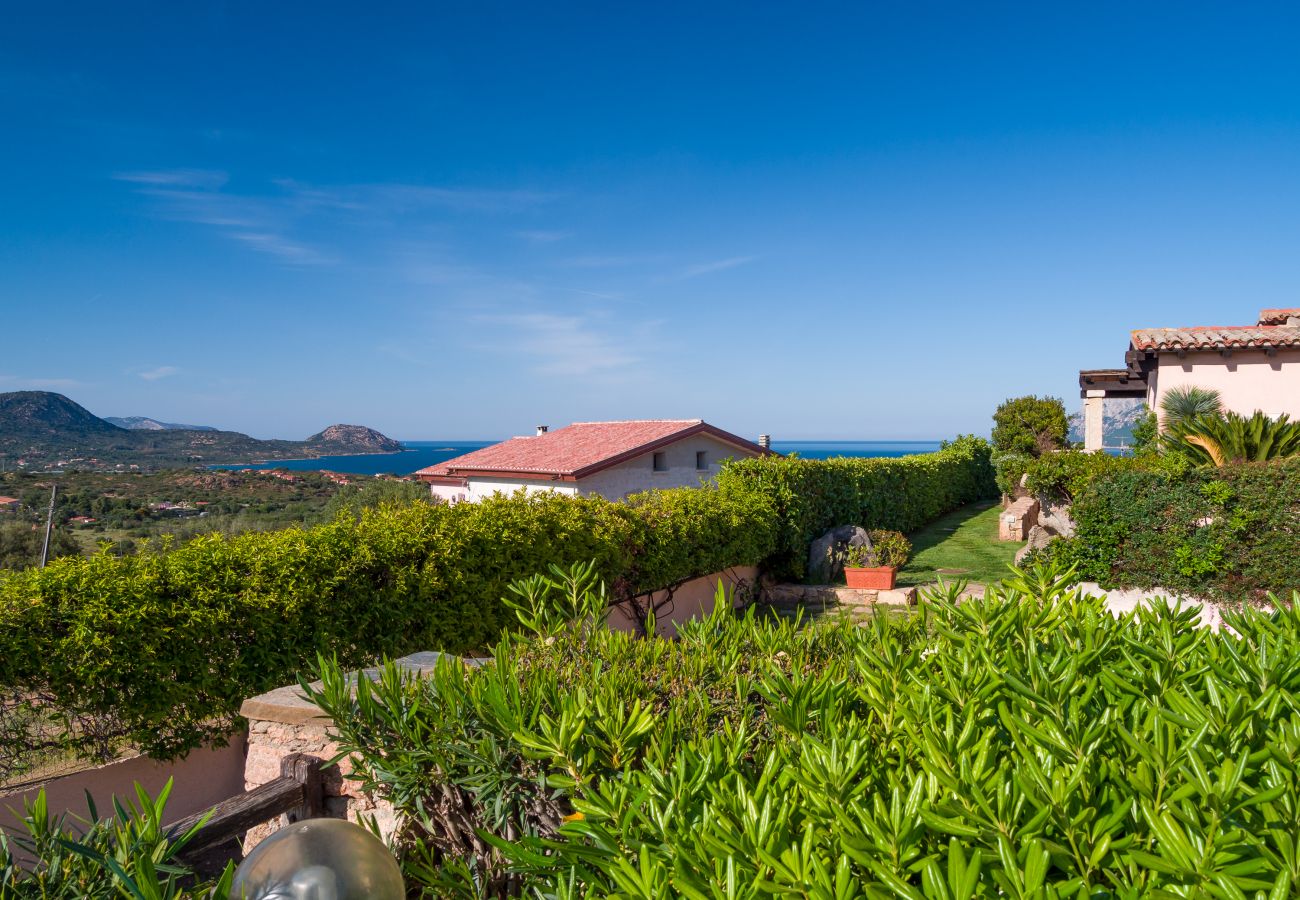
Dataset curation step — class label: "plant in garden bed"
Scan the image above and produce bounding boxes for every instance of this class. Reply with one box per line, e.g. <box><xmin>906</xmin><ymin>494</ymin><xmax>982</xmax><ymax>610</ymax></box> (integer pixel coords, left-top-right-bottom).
<box><xmin>843</xmin><ymin>529</ymin><xmax>911</xmax><ymax>589</ymax></box>
<box><xmin>0</xmin><ymin>780</ymin><xmax>232</xmax><ymax>898</ymax></box>
<box><xmin>308</xmin><ymin>559</ymin><xmax>1300</xmax><ymax>898</ymax></box>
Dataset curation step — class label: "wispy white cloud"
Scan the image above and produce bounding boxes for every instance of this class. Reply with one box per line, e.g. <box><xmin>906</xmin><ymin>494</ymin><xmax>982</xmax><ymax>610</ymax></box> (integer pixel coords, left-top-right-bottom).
<box><xmin>0</xmin><ymin>375</ymin><xmax>86</xmax><ymax>390</ymax></box>
<box><xmin>675</xmin><ymin>255</ymin><xmax>758</xmax><ymax>280</ymax></box>
<box><xmin>114</xmin><ymin>169</ymin><xmax>228</xmax><ymax>189</ymax></box>
<box><xmin>115</xmin><ymin>171</ymin><xmax>562</xmax><ymax>267</ymax></box>
<box><xmin>137</xmin><ymin>366</ymin><xmax>179</xmax><ymax>381</ymax></box>
<box><xmin>478</xmin><ymin>313</ymin><xmax>639</xmax><ymax>376</ymax></box>
<box><xmin>228</xmin><ymin>232</ymin><xmax>334</xmax><ymax>265</ymax></box>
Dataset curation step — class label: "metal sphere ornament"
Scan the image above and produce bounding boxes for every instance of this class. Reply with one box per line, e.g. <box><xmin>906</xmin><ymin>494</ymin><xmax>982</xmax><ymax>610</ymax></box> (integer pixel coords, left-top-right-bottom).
<box><xmin>230</xmin><ymin>818</ymin><xmax>404</xmax><ymax>900</ymax></box>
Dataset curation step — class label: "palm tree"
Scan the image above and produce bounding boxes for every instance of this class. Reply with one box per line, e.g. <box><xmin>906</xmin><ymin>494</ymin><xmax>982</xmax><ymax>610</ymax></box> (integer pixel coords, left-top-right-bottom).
<box><xmin>1166</xmin><ymin>410</ymin><xmax>1300</xmax><ymax>467</ymax></box>
<box><xmin>1159</xmin><ymin>386</ymin><xmax>1222</xmax><ymax>429</ymax></box>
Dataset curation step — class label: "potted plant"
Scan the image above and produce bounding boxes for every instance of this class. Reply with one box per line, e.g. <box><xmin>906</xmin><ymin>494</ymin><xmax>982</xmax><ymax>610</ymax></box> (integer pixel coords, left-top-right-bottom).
<box><xmin>843</xmin><ymin>530</ymin><xmax>912</xmax><ymax>590</ymax></box>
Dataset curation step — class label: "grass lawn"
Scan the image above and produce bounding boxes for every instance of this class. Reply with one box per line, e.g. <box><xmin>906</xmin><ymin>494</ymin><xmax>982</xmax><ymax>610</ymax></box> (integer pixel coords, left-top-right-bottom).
<box><xmin>896</xmin><ymin>501</ymin><xmax>1023</xmax><ymax>587</ymax></box>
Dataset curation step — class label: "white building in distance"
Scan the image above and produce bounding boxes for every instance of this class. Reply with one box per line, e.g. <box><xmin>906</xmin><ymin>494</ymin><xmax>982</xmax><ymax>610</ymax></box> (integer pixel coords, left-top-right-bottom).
<box><xmin>415</xmin><ymin>419</ymin><xmax>772</xmax><ymax>503</ymax></box>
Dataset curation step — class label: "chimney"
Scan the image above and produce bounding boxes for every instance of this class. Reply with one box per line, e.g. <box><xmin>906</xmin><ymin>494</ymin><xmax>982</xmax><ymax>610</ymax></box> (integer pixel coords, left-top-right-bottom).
<box><xmin>758</xmin><ymin>434</ymin><xmax>771</xmax><ymax>449</ymax></box>
<box><xmin>536</xmin><ymin>425</ymin><xmax>549</xmax><ymax>436</ymax></box>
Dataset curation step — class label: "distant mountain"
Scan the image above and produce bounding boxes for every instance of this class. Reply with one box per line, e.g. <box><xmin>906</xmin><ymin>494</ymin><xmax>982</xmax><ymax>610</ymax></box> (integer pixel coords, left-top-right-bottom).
<box><xmin>0</xmin><ymin>391</ymin><xmax>402</xmax><ymax>471</ymax></box>
<box><xmin>0</xmin><ymin>391</ymin><xmax>124</xmax><ymax>436</ymax></box>
<box><xmin>104</xmin><ymin>416</ymin><xmax>218</xmax><ymax>432</ymax></box>
<box><xmin>1068</xmin><ymin>397</ymin><xmax>1150</xmax><ymax>447</ymax></box>
<box><xmin>305</xmin><ymin>424</ymin><xmax>403</xmax><ymax>453</ymax></box>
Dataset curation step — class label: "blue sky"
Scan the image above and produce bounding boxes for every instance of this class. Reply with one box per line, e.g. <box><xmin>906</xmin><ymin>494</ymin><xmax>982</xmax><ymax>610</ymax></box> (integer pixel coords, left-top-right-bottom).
<box><xmin>4</xmin><ymin>3</ymin><xmax>1300</xmax><ymax>440</ymax></box>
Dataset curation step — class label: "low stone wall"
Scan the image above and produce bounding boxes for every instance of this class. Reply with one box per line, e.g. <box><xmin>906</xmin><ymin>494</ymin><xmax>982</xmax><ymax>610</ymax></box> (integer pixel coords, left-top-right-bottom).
<box><xmin>761</xmin><ymin>583</ymin><xmax>917</xmax><ymax>613</ymax></box>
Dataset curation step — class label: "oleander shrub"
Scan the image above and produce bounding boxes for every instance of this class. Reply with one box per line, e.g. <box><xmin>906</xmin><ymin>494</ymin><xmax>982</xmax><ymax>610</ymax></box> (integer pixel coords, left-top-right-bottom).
<box><xmin>716</xmin><ymin>434</ymin><xmax>996</xmax><ymax>580</ymax></box>
<box><xmin>1050</xmin><ymin>457</ymin><xmax>1300</xmax><ymax>603</ymax></box>
<box><xmin>0</xmin><ymin>781</ymin><xmax>231</xmax><ymax>898</ymax></box>
<box><xmin>311</xmin><ymin>561</ymin><xmax>1300</xmax><ymax>898</ymax></box>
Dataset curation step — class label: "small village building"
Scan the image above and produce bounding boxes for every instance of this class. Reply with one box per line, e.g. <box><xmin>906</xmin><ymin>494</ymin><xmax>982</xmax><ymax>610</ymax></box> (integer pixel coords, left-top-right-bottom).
<box><xmin>414</xmin><ymin>419</ymin><xmax>771</xmax><ymax>503</ymax></box>
<box><xmin>1080</xmin><ymin>307</ymin><xmax>1300</xmax><ymax>451</ymax></box>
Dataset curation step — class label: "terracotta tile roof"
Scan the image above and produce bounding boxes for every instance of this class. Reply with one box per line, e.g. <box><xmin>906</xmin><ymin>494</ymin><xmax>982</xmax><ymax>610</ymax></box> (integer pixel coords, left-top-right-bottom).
<box><xmin>415</xmin><ymin>419</ymin><xmax>765</xmax><ymax>481</ymax></box>
<box><xmin>1258</xmin><ymin>308</ymin><xmax>1300</xmax><ymax>325</ymax></box>
<box><xmin>1131</xmin><ymin>324</ymin><xmax>1300</xmax><ymax>352</ymax></box>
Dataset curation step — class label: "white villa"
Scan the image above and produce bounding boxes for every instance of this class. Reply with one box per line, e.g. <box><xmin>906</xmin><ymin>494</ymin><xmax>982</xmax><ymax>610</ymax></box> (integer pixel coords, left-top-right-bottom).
<box><xmin>415</xmin><ymin>419</ymin><xmax>772</xmax><ymax>503</ymax></box>
<box><xmin>1080</xmin><ymin>307</ymin><xmax>1300</xmax><ymax>450</ymax></box>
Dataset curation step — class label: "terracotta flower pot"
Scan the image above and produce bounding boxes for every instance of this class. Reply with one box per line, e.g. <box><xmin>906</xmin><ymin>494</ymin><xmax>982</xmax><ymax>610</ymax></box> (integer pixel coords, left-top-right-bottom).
<box><xmin>844</xmin><ymin>566</ymin><xmax>896</xmax><ymax>590</ymax></box>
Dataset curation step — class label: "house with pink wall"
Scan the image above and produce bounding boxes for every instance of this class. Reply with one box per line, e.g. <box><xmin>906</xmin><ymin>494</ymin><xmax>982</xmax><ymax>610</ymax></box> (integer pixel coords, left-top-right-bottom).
<box><xmin>414</xmin><ymin>419</ymin><xmax>772</xmax><ymax>503</ymax></box>
<box><xmin>1079</xmin><ymin>308</ymin><xmax>1300</xmax><ymax>450</ymax></box>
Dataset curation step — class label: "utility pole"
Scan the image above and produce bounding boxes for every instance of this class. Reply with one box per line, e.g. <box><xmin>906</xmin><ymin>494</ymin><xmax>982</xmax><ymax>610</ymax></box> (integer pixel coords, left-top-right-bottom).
<box><xmin>40</xmin><ymin>483</ymin><xmax>57</xmax><ymax>568</ymax></box>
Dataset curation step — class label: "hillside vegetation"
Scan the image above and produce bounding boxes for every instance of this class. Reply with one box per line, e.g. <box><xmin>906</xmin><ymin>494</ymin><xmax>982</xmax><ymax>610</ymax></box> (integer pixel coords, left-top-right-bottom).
<box><xmin>0</xmin><ymin>391</ymin><xmax>402</xmax><ymax>471</ymax></box>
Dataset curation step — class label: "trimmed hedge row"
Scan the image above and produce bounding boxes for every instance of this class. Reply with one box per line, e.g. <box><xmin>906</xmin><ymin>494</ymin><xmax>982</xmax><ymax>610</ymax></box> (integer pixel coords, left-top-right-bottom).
<box><xmin>1050</xmin><ymin>457</ymin><xmax>1300</xmax><ymax>604</ymax></box>
<box><xmin>716</xmin><ymin>434</ymin><xmax>997</xmax><ymax>580</ymax></box>
<box><xmin>0</xmin><ymin>439</ymin><xmax>993</xmax><ymax>763</ymax></box>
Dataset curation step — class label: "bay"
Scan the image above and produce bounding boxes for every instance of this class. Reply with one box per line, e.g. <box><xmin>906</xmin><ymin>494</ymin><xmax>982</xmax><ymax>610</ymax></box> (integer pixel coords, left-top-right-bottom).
<box><xmin>215</xmin><ymin>439</ymin><xmax>944</xmax><ymax>476</ymax></box>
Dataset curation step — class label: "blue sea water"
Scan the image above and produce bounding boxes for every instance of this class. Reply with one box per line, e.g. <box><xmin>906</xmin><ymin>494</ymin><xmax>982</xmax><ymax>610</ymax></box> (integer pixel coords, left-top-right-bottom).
<box><xmin>215</xmin><ymin>439</ymin><xmax>943</xmax><ymax>476</ymax></box>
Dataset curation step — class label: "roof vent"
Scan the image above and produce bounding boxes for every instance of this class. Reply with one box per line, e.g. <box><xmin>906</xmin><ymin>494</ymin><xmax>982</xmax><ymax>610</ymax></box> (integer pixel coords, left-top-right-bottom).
<box><xmin>536</xmin><ymin>425</ymin><xmax>549</xmax><ymax>436</ymax></box>
<box><xmin>758</xmin><ymin>434</ymin><xmax>771</xmax><ymax>449</ymax></box>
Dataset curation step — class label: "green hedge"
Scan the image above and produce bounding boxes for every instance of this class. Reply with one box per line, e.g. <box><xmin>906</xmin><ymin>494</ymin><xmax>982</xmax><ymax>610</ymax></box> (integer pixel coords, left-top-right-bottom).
<box><xmin>1051</xmin><ymin>457</ymin><xmax>1300</xmax><ymax>603</ymax></box>
<box><xmin>0</xmin><ymin>439</ymin><xmax>992</xmax><ymax>765</ymax></box>
<box><xmin>0</xmin><ymin>488</ymin><xmax>774</xmax><ymax>765</ymax></box>
<box><xmin>311</xmin><ymin>564</ymin><xmax>1300</xmax><ymax>898</ymax></box>
<box><xmin>716</xmin><ymin>434</ymin><xmax>997</xmax><ymax>580</ymax></box>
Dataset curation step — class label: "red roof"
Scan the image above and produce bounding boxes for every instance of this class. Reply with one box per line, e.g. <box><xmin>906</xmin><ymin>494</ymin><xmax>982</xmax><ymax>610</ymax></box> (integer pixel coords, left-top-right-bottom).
<box><xmin>415</xmin><ymin>420</ymin><xmax>768</xmax><ymax>483</ymax></box>
<box><xmin>1258</xmin><ymin>308</ymin><xmax>1300</xmax><ymax>325</ymax></box>
<box><xmin>1131</xmin><ymin>324</ymin><xmax>1300</xmax><ymax>352</ymax></box>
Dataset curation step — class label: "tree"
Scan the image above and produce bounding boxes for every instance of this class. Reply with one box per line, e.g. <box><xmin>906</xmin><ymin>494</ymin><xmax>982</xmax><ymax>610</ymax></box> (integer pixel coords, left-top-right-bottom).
<box><xmin>1165</xmin><ymin>410</ymin><xmax>1300</xmax><ymax>467</ymax></box>
<box><xmin>1130</xmin><ymin>410</ymin><xmax>1159</xmax><ymax>455</ymax></box>
<box><xmin>0</xmin><ymin>521</ymin><xmax>80</xmax><ymax>571</ymax></box>
<box><xmin>322</xmin><ymin>478</ymin><xmax>436</xmax><ymax>519</ymax></box>
<box><xmin>991</xmin><ymin>396</ymin><xmax>1069</xmax><ymax>457</ymax></box>
<box><xmin>1159</xmin><ymin>386</ymin><xmax>1222</xmax><ymax>429</ymax></box>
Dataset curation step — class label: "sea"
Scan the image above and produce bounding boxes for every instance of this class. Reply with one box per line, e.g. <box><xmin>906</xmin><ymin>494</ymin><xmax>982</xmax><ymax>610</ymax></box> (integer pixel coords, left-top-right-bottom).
<box><xmin>215</xmin><ymin>439</ymin><xmax>944</xmax><ymax>477</ymax></box>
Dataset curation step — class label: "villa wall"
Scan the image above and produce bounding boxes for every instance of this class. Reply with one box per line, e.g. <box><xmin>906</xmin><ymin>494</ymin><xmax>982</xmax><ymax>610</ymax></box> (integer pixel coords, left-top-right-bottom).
<box><xmin>575</xmin><ymin>434</ymin><xmax>755</xmax><ymax>499</ymax></box>
<box><xmin>1149</xmin><ymin>348</ymin><xmax>1300</xmax><ymax>426</ymax></box>
<box><xmin>0</xmin><ymin>733</ymin><xmax>247</xmax><ymax>844</ymax></box>
<box><xmin>432</xmin><ymin>477</ymin><xmax>581</xmax><ymax>504</ymax></box>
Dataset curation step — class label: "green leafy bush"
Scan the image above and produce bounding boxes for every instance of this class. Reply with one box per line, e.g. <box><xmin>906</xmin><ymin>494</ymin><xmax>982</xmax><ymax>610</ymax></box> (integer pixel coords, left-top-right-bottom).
<box><xmin>993</xmin><ymin>451</ymin><xmax>1031</xmax><ymax>498</ymax></box>
<box><xmin>991</xmin><ymin>395</ymin><xmax>1069</xmax><ymax>457</ymax></box>
<box><xmin>716</xmin><ymin>435</ymin><xmax>996</xmax><ymax>580</ymax></box>
<box><xmin>1022</xmin><ymin>448</ymin><xmax>1187</xmax><ymax>502</ymax></box>
<box><xmin>1050</xmin><ymin>457</ymin><xmax>1300</xmax><ymax>603</ymax></box>
<box><xmin>845</xmin><ymin>529</ymin><xmax>911</xmax><ymax>568</ymax></box>
<box><xmin>0</xmin><ymin>780</ymin><xmax>230</xmax><ymax>897</ymax></box>
<box><xmin>310</xmin><ymin>562</ymin><xmax>1300</xmax><ymax>898</ymax></box>
<box><xmin>0</xmin><ymin>487</ymin><xmax>772</xmax><ymax>769</ymax></box>
<box><xmin>0</xmin><ymin>439</ymin><xmax>991</xmax><ymax>769</ymax></box>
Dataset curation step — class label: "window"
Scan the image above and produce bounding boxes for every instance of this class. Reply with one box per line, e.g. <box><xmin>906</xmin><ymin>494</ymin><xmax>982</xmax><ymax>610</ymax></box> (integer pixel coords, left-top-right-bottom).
<box><xmin>696</xmin><ymin>450</ymin><xmax>708</xmax><ymax>470</ymax></box>
<box><xmin>652</xmin><ymin>451</ymin><xmax>667</xmax><ymax>472</ymax></box>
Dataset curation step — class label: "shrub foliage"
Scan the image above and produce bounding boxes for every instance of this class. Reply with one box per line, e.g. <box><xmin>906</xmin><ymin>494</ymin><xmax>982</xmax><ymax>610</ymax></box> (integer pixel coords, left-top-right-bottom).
<box><xmin>991</xmin><ymin>395</ymin><xmax>1069</xmax><ymax>457</ymax></box>
<box><xmin>310</xmin><ymin>563</ymin><xmax>1300</xmax><ymax>898</ymax></box>
<box><xmin>716</xmin><ymin>435</ymin><xmax>995</xmax><ymax>581</ymax></box>
<box><xmin>0</xmin><ymin>440</ymin><xmax>991</xmax><ymax>767</ymax></box>
<box><xmin>1052</xmin><ymin>457</ymin><xmax>1300</xmax><ymax>603</ymax></box>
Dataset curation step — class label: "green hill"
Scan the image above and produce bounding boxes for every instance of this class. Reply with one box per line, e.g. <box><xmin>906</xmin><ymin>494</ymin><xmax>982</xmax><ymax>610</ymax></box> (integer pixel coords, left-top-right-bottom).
<box><xmin>0</xmin><ymin>391</ymin><xmax>402</xmax><ymax>471</ymax></box>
